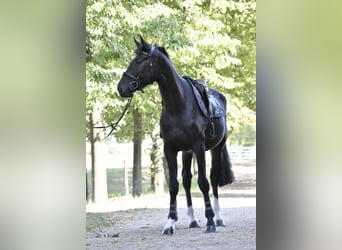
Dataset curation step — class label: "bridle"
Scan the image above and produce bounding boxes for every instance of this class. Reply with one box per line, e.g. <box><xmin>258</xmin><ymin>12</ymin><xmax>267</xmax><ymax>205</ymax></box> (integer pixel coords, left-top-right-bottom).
<box><xmin>123</xmin><ymin>45</ymin><xmax>156</xmax><ymax>93</ymax></box>
<box><xmin>93</xmin><ymin>46</ymin><xmax>157</xmax><ymax>140</ymax></box>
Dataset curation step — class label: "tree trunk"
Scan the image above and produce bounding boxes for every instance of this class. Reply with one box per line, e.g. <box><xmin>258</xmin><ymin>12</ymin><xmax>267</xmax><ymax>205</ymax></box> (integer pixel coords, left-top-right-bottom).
<box><xmin>86</xmin><ymin>167</ymin><xmax>89</xmax><ymax>202</ymax></box>
<box><xmin>89</xmin><ymin>113</ymin><xmax>95</xmax><ymax>202</ymax></box>
<box><xmin>163</xmin><ymin>156</ymin><xmax>169</xmax><ymax>188</ymax></box>
<box><xmin>92</xmin><ymin>105</ymin><xmax>108</xmax><ymax>203</ymax></box>
<box><xmin>132</xmin><ymin>108</ymin><xmax>142</xmax><ymax>197</ymax></box>
<box><xmin>150</xmin><ymin>127</ymin><xmax>165</xmax><ymax>195</ymax></box>
<box><xmin>94</xmin><ymin>142</ymin><xmax>108</xmax><ymax>203</ymax></box>
<box><xmin>155</xmin><ymin>160</ymin><xmax>165</xmax><ymax>196</ymax></box>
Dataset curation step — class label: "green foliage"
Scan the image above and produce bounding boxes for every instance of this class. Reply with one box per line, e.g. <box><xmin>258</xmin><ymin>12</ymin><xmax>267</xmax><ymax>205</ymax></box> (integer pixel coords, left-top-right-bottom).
<box><xmin>86</xmin><ymin>0</ymin><xmax>256</xmax><ymax>144</ymax></box>
<box><xmin>231</xmin><ymin>122</ymin><xmax>256</xmax><ymax>146</ymax></box>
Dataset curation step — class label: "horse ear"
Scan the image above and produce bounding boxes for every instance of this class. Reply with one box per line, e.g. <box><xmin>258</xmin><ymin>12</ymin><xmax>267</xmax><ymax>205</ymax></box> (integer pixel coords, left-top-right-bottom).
<box><xmin>139</xmin><ymin>35</ymin><xmax>150</xmax><ymax>50</ymax></box>
<box><xmin>139</xmin><ymin>34</ymin><xmax>145</xmax><ymax>43</ymax></box>
<box><xmin>134</xmin><ymin>37</ymin><xmax>141</xmax><ymax>48</ymax></box>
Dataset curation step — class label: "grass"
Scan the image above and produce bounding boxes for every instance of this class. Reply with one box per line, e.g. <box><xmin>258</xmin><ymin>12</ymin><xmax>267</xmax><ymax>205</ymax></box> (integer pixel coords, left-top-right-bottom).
<box><xmin>86</xmin><ymin>167</ymin><xmax>155</xmax><ymax>200</ymax></box>
<box><xmin>86</xmin><ymin>173</ymin><xmax>200</xmax><ymax>231</ymax></box>
<box><xmin>106</xmin><ymin>168</ymin><xmax>127</xmax><ymax>197</ymax></box>
<box><xmin>86</xmin><ymin>213</ymin><xmax>112</xmax><ymax>231</ymax></box>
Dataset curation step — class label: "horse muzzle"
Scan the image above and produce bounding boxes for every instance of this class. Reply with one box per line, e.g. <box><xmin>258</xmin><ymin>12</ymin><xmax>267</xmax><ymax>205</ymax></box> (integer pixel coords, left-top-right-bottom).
<box><xmin>117</xmin><ymin>85</ymin><xmax>133</xmax><ymax>98</ymax></box>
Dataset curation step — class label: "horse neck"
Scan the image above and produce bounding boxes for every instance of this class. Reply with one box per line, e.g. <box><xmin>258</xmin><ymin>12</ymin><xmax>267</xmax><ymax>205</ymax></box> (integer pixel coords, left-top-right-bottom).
<box><xmin>155</xmin><ymin>56</ymin><xmax>186</xmax><ymax>114</ymax></box>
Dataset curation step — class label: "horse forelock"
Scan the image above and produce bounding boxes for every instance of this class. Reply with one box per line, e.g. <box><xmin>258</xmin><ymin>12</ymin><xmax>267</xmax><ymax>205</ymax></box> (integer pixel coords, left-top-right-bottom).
<box><xmin>135</xmin><ymin>45</ymin><xmax>148</xmax><ymax>54</ymax></box>
<box><xmin>134</xmin><ymin>46</ymin><xmax>170</xmax><ymax>64</ymax></box>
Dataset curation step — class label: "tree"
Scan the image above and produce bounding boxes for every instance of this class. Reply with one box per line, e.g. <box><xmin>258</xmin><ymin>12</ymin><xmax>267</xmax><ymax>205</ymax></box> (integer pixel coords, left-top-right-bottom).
<box><xmin>132</xmin><ymin>108</ymin><xmax>143</xmax><ymax>197</ymax></box>
<box><xmin>91</xmin><ymin>103</ymin><xmax>108</xmax><ymax>203</ymax></box>
<box><xmin>150</xmin><ymin>126</ymin><xmax>166</xmax><ymax>195</ymax></box>
<box><xmin>86</xmin><ymin>0</ymin><xmax>256</xmax><ymax>197</ymax></box>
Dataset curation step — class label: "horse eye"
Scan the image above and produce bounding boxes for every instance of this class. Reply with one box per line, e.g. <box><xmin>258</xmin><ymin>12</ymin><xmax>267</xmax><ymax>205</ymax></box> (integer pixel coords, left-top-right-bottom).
<box><xmin>135</xmin><ymin>58</ymin><xmax>143</xmax><ymax>64</ymax></box>
<box><xmin>135</xmin><ymin>54</ymin><xmax>148</xmax><ymax>64</ymax></box>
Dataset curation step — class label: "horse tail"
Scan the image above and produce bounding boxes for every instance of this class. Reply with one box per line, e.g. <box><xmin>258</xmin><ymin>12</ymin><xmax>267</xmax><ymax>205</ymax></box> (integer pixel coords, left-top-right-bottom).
<box><xmin>218</xmin><ymin>144</ymin><xmax>235</xmax><ymax>186</ymax></box>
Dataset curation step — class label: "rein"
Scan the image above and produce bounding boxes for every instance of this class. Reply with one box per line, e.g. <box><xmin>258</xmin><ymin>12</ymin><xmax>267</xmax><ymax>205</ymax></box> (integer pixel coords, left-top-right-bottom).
<box><xmin>93</xmin><ymin>96</ymin><xmax>133</xmax><ymax>140</ymax></box>
<box><xmin>93</xmin><ymin>46</ymin><xmax>156</xmax><ymax>140</ymax></box>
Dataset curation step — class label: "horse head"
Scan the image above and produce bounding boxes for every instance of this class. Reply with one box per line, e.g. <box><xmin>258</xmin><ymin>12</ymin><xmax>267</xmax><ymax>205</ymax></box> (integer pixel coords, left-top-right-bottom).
<box><xmin>117</xmin><ymin>35</ymin><xmax>157</xmax><ymax>97</ymax></box>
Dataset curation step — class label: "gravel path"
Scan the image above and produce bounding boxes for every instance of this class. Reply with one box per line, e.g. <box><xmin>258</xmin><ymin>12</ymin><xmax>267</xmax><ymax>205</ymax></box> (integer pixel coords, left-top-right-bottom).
<box><xmin>86</xmin><ymin>164</ymin><xmax>256</xmax><ymax>249</ymax></box>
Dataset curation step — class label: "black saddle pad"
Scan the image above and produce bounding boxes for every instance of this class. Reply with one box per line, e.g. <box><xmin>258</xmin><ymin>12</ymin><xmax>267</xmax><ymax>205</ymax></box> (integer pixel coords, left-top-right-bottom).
<box><xmin>183</xmin><ymin>76</ymin><xmax>224</xmax><ymax>118</ymax></box>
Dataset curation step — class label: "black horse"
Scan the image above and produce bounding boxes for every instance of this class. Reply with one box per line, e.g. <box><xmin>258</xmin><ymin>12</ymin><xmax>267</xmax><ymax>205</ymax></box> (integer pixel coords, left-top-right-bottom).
<box><xmin>118</xmin><ymin>36</ymin><xmax>234</xmax><ymax>234</ymax></box>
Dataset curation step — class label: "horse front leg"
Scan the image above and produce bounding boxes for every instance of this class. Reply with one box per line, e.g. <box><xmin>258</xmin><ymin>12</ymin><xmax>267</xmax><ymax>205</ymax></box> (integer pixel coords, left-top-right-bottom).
<box><xmin>162</xmin><ymin>146</ymin><xmax>179</xmax><ymax>235</ymax></box>
<box><xmin>182</xmin><ymin>151</ymin><xmax>200</xmax><ymax>228</ymax></box>
<box><xmin>194</xmin><ymin>143</ymin><xmax>217</xmax><ymax>233</ymax></box>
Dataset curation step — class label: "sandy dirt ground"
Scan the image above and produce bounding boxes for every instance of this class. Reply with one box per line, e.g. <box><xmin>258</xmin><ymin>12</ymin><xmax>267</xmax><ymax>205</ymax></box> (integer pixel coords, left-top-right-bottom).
<box><xmin>86</xmin><ymin>164</ymin><xmax>256</xmax><ymax>249</ymax></box>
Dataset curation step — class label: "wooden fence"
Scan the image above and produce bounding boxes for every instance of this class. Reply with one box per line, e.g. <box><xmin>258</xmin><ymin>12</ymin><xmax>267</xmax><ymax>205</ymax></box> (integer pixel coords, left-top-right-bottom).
<box><xmin>86</xmin><ymin>142</ymin><xmax>255</xmax><ymax>199</ymax></box>
<box><xmin>229</xmin><ymin>145</ymin><xmax>256</xmax><ymax>163</ymax></box>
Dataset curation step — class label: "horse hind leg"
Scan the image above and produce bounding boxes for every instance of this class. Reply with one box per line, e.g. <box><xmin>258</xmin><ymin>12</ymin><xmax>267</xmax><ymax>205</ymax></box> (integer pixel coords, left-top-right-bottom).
<box><xmin>211</xmin><ymin>181</ymin><xmax>226</xmax><ymax>227</ymax></box>
<box><xmin>210</xmin><ymin>146</ymin><xmax>227</xmax><ymax>227</ymax></box>
<box><xmin>194</xmin><ymin>143</ymin><xmax>217</xmax><ymax>233</ymax></box>
<box><xmin>182</xmin><ymin>151</ymin><xmax>200</xmax><ymax>228</ymax></box>
<box><xmin>210</xmin><ymin>143</ymin><xmax>234</xmax><ymax>227</ymax></box>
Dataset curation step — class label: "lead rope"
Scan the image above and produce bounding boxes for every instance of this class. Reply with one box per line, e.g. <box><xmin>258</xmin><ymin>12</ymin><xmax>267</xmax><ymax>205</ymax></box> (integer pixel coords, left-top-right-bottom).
<box><xmin>93</xmin><ymin>96</ymin><xmax>133</xmax><ymax>140</ymax></box>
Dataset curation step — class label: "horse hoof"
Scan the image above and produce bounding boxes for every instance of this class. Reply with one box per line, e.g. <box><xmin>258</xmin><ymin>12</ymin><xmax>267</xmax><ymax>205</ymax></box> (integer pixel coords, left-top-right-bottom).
<box><xmin>216</xmin><ymin>219</ymin><xmax>226</xmax><ymax>227</ymax></box>
<box><xmin>162</xmin><ymin>227</ymin><xmax>175</xmax><ymax>235</ymax></box>
<box><xmin>205</xmin><ymin>225</ymin><xmax>218</xmax><ymax>233</ymax></box>
<box><xmin>189</xmin><ymin>220</ymin><xmax>200</xmax><ymax>228</ymax></box>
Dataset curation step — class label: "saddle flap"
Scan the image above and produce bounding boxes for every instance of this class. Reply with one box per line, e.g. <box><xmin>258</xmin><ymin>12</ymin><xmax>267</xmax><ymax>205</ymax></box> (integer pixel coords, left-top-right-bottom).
<box><xmin>183</xmin><ymin>76</ymin><xmax>224</xmax><ymax>118</ymax></box>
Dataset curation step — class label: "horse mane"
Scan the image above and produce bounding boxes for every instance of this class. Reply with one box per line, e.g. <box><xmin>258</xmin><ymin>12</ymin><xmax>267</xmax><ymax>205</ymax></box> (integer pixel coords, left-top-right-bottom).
<box><xmin>155</xmin><ymin>45</ymin><xmax>169</xmax><ymax>59</ymax></box>
<box><xmin>135</xmin><ymin>44</ymin><xmax>169</xmax><ymax>60</ymax></box>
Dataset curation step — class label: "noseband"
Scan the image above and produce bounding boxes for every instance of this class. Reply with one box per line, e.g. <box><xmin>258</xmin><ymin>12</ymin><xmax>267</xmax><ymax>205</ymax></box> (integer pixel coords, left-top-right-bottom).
<box><xmin>123</xmin><ymin>46</ymin><xmax>156</xmax><ymax>93</ymax></box>
<box><xmin>124</xmin><ymin>71</ymin><xmax>142</xmax><ymax>92</ymax></box>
